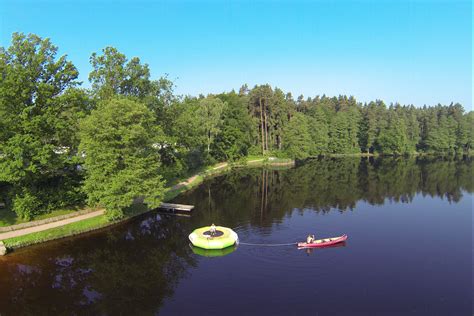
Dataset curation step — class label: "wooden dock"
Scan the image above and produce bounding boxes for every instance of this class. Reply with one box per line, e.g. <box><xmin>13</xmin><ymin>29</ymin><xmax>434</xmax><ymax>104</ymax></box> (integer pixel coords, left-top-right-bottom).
<box><xmin>156</xmin><ymin>211</ymin><xmax>191</xmax><ymax>218</ymax></box>
<box><xmin>159</xmin><ymin>203</ymin><xmax>194</xmax><ymax>212</ymax></box>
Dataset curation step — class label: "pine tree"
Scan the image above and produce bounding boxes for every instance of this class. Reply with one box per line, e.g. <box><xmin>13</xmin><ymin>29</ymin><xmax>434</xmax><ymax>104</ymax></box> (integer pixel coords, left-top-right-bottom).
<box><xmin>306</xmin><ymin>105</ymin><xmax>329</xmax><ymax>155</ymax></box>
<box><xmin>377</xmin><ymin>109</ymin><xmax>409</xmax><ymax>155</ymax></box>
<box><xmin>283</xmin><ymin>113</ymin><xmax>312</xmax><ymax>159</ymax></box>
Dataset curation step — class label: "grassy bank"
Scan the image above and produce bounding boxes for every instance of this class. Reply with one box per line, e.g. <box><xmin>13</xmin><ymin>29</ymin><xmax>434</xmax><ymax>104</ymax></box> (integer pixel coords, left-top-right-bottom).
<box><xmin>2</xmin><ymin>157</ymin><xmax>294</xmax><ymax>252</ymax></box>
<box><xmin>0</xmin><ymin>207</ymin><xmax>81</xmax><ymax>227</ymax></box>
<box><xmin>3</xmin><ymin>215</ymin><xmax>110</xmax><ymax>249</ymax></box>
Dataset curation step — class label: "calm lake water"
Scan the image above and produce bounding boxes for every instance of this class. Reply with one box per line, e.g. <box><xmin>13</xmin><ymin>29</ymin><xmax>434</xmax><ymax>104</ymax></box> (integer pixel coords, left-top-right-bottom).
<box><xmin>0</xmin><ymin>157</ymin><xmax>472</xmax><ymax>315</ymax></box>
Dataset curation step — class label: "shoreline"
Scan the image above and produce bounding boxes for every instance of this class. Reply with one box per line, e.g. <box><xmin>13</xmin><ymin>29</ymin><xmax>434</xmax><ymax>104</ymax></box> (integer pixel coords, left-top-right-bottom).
<box><xmin>2</xmin><ymin>152</ymin><xmax>469</xmax><ymax>254</ymax></box>
<box><xmin>0</xmin><ymin>157</ymin><xmax>294</xmax><ymax>254</ymax></box>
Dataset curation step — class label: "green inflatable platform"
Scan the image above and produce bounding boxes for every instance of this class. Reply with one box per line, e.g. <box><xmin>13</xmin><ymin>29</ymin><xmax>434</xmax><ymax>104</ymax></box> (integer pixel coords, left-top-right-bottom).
<box><xmin>188</xmin><ymin>226</ymin><xmax>239</xmax><ymax>250</ymax></box>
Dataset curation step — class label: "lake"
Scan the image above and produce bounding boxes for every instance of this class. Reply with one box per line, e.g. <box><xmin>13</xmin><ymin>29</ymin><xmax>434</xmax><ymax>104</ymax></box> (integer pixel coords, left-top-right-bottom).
<box><xmin>0</xmin><ymin>157</ymin><xmax>472</xmax><ymax>315</ymax></box>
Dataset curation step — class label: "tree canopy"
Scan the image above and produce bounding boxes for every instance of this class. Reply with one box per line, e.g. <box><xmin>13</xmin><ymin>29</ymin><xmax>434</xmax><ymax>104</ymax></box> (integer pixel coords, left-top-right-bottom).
<box><xmin>79</xmin><ymin>98</ymin><xmax>165</xmax><ymax>219</ymax></box>
<box><xmin>1</xmin><ymin>32</ymin><xmax>472</xmax><ymax>220</ymax></box>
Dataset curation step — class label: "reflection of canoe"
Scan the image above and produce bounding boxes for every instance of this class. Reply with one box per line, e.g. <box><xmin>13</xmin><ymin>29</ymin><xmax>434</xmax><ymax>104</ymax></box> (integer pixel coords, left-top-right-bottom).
<box><xmin>302</xmin><ymin>241</ymin><xmax>347</xmax><ymax>253</ymax></box>
<box><xmin>297</xmin><ymin>234</ymin><xmax>347</xmax><ymax>248</ymax></box>
<box><xmin>323</xmin><ymin>241</ymin><xmax>346</xmax><ymax>249</ymax></box>
<box><xmin>190</xmin><ymin>244</ymin><xmax>237</xmax><ymax>257</ymax></box>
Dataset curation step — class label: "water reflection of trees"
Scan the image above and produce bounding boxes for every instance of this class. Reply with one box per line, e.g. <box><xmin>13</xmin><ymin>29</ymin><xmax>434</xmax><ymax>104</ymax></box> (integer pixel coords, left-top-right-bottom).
<box><xmin>0</xmin><ymin>214</ymin><xmax>197</xmax><ymax>314</ymax></box>
<box><xmin>0</xmin><ymin>157</ymin><xmax>471</xmax><ymax>314</ymax></box>
<box><xmin>178</xmin><ymin>157</ymin><xmax>472</xmax><ymax>229</ymax></box>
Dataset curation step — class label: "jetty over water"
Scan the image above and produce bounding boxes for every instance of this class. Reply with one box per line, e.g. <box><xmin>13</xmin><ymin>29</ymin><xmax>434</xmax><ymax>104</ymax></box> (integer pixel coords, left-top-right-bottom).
<box><xmin>159</xmin><ymin>203</ymin><xmax>194</xmax><ymax>212</ymax></box>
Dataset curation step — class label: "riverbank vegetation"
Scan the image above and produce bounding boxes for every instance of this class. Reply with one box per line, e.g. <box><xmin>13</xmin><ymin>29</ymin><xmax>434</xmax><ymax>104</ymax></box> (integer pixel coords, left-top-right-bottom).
<box><xmin>1</xmin><ymin>33</ymin><xmax>472</xmax><ymax>222</ymax></box>
<box><xmin>1</xmin><ymin>156</ymin><xmax>292</xmax><ymax>249</ymax></box>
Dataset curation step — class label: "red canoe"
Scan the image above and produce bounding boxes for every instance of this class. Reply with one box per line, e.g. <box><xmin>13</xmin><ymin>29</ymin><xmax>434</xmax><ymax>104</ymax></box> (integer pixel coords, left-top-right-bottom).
<box><xmin>297</xmin><ymin>234</ymin><xmax>348</xmax><ymax>248</ymax></box>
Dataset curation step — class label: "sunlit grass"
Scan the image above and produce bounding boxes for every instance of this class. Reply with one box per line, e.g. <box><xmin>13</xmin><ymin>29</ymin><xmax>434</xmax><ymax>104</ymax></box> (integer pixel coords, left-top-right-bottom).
<box><xmin>0</xmin><ymin>208</ymin><xmax>80</xmax><ymax>227</ymax></box>
<box><xmin>1</xmin><ymin>158</ymin><xmax>296</xmax><ymax>252</ymax></box>
<box><xmin>3</xmin><ymin>215</ymin><xmax>109</xmax><ymax>249</ymax></box>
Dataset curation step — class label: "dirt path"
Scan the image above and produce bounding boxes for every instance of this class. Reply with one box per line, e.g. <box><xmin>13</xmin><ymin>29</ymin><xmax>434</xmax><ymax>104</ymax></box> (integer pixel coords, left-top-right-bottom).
<box><xmin>171</xmin><ymin>175</ymin><xmax>199</xmax><ymax>190</ymax></box>
<box><xmin>171</xmin><ymin>162</ymin><xmax>229</xmax><ymax>190</ymax></box>
<box><xmin>0</xmin><ymin>210</ymin><xmax>105</xmax><ymax>240</ymax></box>
<box><xmin>0</xmin><ymin>162</ymin><xmax>229</xmax><ymax>241</ymax></box>
<box><xmin>212</xmin><ymin>162</ymin><xmax>228</xmax><ymax>170</ymax></box>
<box><xmin>0</xmin><ymin>159</ymin><xmax>275</xmax><ymax>242</ymax></box>
<box><xmin>247</xmin><ymin>158</ymin><xmax>265</xmax><ymax>163</ymax></box>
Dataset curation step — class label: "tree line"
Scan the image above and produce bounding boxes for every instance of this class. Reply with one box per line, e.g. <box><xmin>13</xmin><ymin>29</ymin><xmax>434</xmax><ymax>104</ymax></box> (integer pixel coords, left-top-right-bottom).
<box><xmin>0</xmin><ymin>33</ymin><xmax>472</xmax><ymax>220</ymax></box>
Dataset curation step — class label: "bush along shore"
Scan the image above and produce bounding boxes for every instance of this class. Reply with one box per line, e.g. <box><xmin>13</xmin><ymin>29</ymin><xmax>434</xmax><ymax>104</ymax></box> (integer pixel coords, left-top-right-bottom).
<box><xmin>1</xmin><ymin>33</ymin><xmax>471</xmax><ymax>253</ymax></box>
<box><xmin>0</xmin><ymin>157</ymin><xmax>294</xmax><ymax>254</ymax></box>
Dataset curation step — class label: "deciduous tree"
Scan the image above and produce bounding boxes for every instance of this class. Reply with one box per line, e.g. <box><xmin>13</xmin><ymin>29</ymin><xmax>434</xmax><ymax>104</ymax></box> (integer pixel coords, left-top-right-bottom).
<box><xmin>79</xmin><ymin>98</ymin><xmax>165</xmax><ymax>219</ymax></box>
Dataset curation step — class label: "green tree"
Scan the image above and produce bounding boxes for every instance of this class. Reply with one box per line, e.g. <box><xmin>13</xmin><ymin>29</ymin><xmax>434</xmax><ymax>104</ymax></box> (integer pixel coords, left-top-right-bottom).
<box><xmin>328</xmin><ymin>108</ymin><xmax>361</xmax><ymax>154</ymax></box>
<box><xmin>89</xmin><ymin>46</ymin><xmax>174</xmax><ymax>105</ymax></box>
<box><xmin>306</xmin><ymin>105</ymin><xmax>329</xmax><ymax>155</ymax></box>
<box><xmin>283</xmin><ymin>112</ymin><xmax>312</xmax><ymax>159</ymax></box>
<box><xmin>424</xmin><ymin>107</ymin><xmax>455</xmax><ymax>154</ymax></box>
<box><xmin>328</xmin><ymin>112</ymin><xmax>348</xmax><ymax>153</ymax></box>
<box><xmin>89</xmin><ymin>47</ymin><xmax>127</xmax><ymax>99</ymax></box>
<box><xmin>403</xmin><ymin>105</ymin><xmax>420</xmax><ymax>153</ymax></box>
<box><xmin>79</xmin><ymin>98</ymin><xmax>165</xmax><ymax>219</ymax></box>
<box><xmin>270</xmin><ymin>88</ymin><xmax>293</xmax><ymax>150</ymax></box>
<box><xmin>166</xmin><ymin>97</ymin><xmax>207</xmax><ymax>170</ymax></box>
<box><xmin>0</xmin><ymin>33</ymin><xmax>81</xmax><ymax>182</ymax></box>
<box><xmin>377</xmin><ymin>109</ymin><xmax>409</xmax><ymax>155</ymax></box>
<box><xmin>213</xmin><ymin>91</ymin><xmax>254</xmax><ymax>161</ymax></box>
<box><xmin>456</xmin><ymin>111</ymin><xmax>473</xmax><ymax>154</ymax></box>
<box><xmin>249</xmin><ymin>85</ymin><xmax>274</xmax><ymax>154</ymax></box>
<box><xmin>445</xmin><ymin>115</ymin><xmax>458</xmax><ymax>153</ymax></box>
<box><xmin>358</xmin><ymin>101</ymin><xmax>381</xmax><ymax>154</ymax></box>
<box><xmin>197</xmin><ymin>96</ymin><xmax>225</xmax><ymax>154</ymax></box>
<box><xmin>89</xmin><ymin>46</ymin><xmax>181</xmax><ymax>177</ymax></box>
<box><xmin>466</xmin><ymin>112</ymin><xmax>474</xmax><ymax>153</ymax></box>
<box><xmin>346</xmin><ymin>104</ymin><xmax>361</xmax><ymax>153</ymax></box>
<box><xmin>0</xmin><ymin>33</ymin><xmax>91</xmax><ymax>219</ymax></box>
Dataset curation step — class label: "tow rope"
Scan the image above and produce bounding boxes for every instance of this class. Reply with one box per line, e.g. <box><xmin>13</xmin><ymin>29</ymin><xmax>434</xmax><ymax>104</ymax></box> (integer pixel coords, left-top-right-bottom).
<box><xmin>238</xmin><ymin>242</ymin><xmax>297</xmax><ymax>247</ymax></box>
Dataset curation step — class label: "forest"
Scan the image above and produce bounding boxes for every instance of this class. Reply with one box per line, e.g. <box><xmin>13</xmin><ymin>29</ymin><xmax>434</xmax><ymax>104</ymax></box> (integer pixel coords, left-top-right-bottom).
<box><xmin>1</xmin><ymin>33</ymin><xmax>472</xmax><ymax>220</ymax></box>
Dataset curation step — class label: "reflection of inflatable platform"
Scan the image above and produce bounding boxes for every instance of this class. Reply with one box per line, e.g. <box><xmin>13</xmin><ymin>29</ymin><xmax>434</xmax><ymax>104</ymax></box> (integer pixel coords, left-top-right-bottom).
<box><xmin>188</xmin><ymin>226</ymin><xmax>239</xmax><ymax>250</ymax></box>
<box><xmin>190</xmin><ymin>244</ymin><xmax>237</xmax><ymax>257</ymax></box>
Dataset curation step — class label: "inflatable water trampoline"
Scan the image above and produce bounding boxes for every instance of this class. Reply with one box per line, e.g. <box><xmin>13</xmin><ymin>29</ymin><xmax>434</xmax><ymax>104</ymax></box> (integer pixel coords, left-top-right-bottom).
<box><xmin>189</xmin><ymin>226</ymin><xmax>239</xmax><ymax>250</ymax></box>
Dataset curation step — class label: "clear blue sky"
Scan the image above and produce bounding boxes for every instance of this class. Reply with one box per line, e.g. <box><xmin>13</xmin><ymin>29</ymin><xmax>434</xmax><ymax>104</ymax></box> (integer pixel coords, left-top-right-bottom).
<box><xmin>0</xmin><ymin>0</ymin><xmax>472</xmax><ymax>108</ymax></box>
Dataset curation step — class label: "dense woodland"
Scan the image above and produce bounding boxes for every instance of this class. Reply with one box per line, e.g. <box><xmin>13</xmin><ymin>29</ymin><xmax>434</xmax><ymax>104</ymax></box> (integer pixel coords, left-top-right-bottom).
<box><xmin>1</xmin><ymin>33</ymin><xmax>472</xmax><ymax>220</ymax></box>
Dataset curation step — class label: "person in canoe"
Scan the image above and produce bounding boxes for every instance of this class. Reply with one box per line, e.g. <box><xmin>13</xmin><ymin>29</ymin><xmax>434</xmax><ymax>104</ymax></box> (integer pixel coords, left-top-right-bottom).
<box><xmin>306</xmin><ymin>234</ymin><xmax>315</xmax><ymax>244</ymax></box>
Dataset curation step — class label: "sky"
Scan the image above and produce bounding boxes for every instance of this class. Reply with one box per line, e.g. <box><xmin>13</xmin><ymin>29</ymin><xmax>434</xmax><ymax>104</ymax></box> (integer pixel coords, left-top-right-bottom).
<box><xmin>0</xmin><ymin>0</ymin><xmax>472</xmax><ymax>108</ymax></box>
